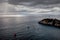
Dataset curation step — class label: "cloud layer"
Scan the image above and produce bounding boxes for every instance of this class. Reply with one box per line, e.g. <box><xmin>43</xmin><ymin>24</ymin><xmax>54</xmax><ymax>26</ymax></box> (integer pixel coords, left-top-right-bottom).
<box><xmin>8</xmin><ymin>0</ymin><xmax>60</xmax><ymax>10</ymax></box>
<box><xmin>0</xmin><ymin>0</ymin><xmax>60</xmax><ymax>15</ymax></box>
<box><xmin>8</xmin><ymin>0</ymin><xmax>60</xmax><ymax>5</ymax></box>
<box><xmin>0</xmin><ymin>0</ymin><xmax>7</xmax><ymax>3</ymax></box>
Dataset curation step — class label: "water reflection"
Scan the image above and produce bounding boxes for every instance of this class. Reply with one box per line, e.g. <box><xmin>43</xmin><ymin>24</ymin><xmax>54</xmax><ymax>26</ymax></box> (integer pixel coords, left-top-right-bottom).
<box><xmin>0</xmin><ymin>15</ymin><xmax>60</xmax><ymax>40</ymax></box>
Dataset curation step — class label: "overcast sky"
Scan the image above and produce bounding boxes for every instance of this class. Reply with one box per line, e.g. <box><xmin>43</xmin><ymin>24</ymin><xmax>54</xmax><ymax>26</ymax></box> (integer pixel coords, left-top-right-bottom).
<box><xmin>0</xmin><ymin>0</ymin><xmax>60</xmax><ymax>15</ymax></box>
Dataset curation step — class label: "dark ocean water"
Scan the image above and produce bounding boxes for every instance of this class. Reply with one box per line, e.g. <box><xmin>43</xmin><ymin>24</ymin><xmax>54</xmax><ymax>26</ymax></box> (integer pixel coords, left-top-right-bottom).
<box><xmin>0</xmin><ymin>15</ymin><xmax>60</xmax><ymax>40</ymax></box>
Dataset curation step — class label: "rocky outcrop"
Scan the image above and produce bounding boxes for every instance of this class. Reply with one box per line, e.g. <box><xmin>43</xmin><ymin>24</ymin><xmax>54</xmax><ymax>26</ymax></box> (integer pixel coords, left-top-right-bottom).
<box><xmin>38</xmin><ymin>18</ymin><xmax>60</xmax><ymax>27</ymax></box>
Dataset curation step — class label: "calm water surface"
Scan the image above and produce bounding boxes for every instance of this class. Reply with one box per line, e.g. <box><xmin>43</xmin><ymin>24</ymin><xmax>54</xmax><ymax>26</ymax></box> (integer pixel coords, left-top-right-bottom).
<box><xmin>0</xmin><ymin>15</ymin><xmax>60</xmax><ymax>40</ymax></box>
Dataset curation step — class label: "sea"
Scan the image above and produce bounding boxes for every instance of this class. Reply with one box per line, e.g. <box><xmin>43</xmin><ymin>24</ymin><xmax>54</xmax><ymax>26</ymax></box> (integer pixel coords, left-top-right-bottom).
<box><xmin>0</xmin><ymin>14</ymin><xmax>60</xmax><ymax>40</ymax></box>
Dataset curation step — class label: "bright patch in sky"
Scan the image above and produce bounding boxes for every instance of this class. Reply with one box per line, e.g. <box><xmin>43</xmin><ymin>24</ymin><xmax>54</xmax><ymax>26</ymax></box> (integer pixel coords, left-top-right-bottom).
<box><xmin>0</xmin><ymin>15</ymin><xmax>26</xmax><ymax>17</ymax></box>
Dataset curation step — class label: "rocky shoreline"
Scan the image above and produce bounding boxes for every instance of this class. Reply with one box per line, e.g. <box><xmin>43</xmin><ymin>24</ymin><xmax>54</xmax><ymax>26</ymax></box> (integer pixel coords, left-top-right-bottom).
<box><xmin>38</xmin><ymin>18</ymin><xmax>60</xmax><ymax>28</ymax></box>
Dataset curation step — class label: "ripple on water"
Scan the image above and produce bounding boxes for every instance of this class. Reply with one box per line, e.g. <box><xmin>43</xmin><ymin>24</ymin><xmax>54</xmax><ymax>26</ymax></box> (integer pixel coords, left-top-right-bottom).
<box><xmin>0</xmin><ymin>17</ymin><xmax>60</xmax><ymax>40</ymax></box>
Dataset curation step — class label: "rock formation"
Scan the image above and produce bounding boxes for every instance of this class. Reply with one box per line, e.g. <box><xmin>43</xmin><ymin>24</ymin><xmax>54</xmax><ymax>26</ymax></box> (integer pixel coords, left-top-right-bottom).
<box><xmin>38</xmin><ymin>18</ymin><xmax>60</xmax><ymax>28</ymax></box>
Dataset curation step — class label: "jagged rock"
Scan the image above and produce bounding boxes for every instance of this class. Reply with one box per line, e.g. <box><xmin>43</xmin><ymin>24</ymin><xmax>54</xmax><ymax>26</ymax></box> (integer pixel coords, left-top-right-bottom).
<box><xmin>38</xmin><ymin>18</ymin><xmax>60</xmax><ymax>28</ymax></box>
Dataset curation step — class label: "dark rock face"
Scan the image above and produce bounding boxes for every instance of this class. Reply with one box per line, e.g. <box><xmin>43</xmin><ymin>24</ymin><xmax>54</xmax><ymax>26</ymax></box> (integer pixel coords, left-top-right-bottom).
<box><xmin>38</xmin><ymin>18</ymin><xmax>60</xmax><ymax>28</ymax></box>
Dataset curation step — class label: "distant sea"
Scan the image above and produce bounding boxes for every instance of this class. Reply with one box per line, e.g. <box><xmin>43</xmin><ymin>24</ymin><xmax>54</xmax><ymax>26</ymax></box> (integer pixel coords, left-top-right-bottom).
<box><xmin>0</xmin><ymin>14</ymin><xmax>60</xmax><ymax>40</ymax></box>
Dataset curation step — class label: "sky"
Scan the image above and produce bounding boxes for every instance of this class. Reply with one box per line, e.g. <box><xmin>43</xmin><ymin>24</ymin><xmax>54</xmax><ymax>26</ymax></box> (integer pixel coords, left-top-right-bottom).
<box><xmin>0</xmin><ymin>0</ymin><xmax>60</xmax><ymax>17</ymax></box>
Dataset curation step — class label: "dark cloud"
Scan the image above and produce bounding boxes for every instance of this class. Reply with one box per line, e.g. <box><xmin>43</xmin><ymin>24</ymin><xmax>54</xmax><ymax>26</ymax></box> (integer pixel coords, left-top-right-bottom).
<box><xmin>0</xmin><ymin>0</ymin><xmax>7</xmax><ymax>3</ymax></box>
<box><xmin>8</xmin><ymin>0</ymin><xmax>60</xmax><ymax>5</ymax></box>
<box><xmin>8</xmin><ymin>0</ymin><xmax>33</xmax><ymax>5</ymax></box>
<box><xmin>0</xmin><ymin>0</ymin><xmax>4</xmax><ymax>3</ymax></box>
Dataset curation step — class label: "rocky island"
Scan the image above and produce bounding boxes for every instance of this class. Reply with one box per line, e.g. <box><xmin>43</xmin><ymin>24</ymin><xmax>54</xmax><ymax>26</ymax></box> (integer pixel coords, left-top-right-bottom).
<box><xmin>38</xmin><ymin>18</ymin><xmax>60</xmax><ymax>28</ymax></box>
